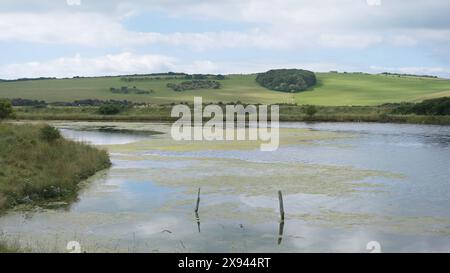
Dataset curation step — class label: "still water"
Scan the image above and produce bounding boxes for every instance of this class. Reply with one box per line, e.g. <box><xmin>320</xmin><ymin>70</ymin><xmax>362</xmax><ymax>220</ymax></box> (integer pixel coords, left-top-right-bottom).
<box><xmin>0</xmin><ymin>122</ymin><xmax>449</xmax><ymax>252</ymax></box>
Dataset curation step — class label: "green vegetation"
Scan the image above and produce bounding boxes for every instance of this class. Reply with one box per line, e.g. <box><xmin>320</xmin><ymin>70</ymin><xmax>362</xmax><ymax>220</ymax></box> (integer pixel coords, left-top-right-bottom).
<box><xmin>0</xmin><ymin>242</ymin><xmax>20</xmax><ymax>253</ymax></box>
<box><xmin>2</xmin><ymin>72</ymin><xmax>450</xmax><ymax>106</ymax></box>
<box><xmin>380</xmin><ymin>72</ymin><xmax>438</xmax><ymax>79</ymax></box>
<box><xmin>305</xmin><ymin>105</ymin><xmax>318</xmax><ymax>118</ymax></box>
<box><xmin>0</xmin><ymin>98</ymin><xmax>13</xmax><ymax>119</ymax></box>
<box><xmin>0</xmin><ymin>123</ymin><xmax>111</xmax><ymax>211</ymax></box>
<box><xmin>390</xmin><ymin>97</ymin><xmax>450</xmax><ymax>115</ymax></box>
<box><xmin>98</xmin><ymin>104</ymin><xmax>122</xmax><ymax>115</ymax></box>
<box><xmin>166</xmin><ymin>80</ymin><xmax>221</xmax><ymax>92</ymax></box>
<box><xmin>40</xmin><ymin>124</ymin><xmax>62</xmax><ymax>142</ymax></box>
<box><xmin>110</xmin><ymin>86</ymin><xmax>153</xmax><ymax>94</ymax></box>
<box><xmin>9</xmin><ymin>102</ymin><xmax>450</xmax><ymax>125</ymax></box>
<box><xmin>256</xmin><ymin>69</ymin><xmax>317</xmax><ymax>92</ymax></box>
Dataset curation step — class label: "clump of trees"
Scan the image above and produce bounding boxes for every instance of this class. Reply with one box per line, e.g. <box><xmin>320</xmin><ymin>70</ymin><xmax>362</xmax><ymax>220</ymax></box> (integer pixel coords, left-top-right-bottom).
<box><xmin>381</xmin><ymin>72</ymin><xmax>438</xmax><ymax>79</ymax></box>
<box><xmin>52</xmin><ymin>99</ymin><xmax>137</xmax><ymax>107</ymax></box>
<box><xmin>0</xmin><ymin>98</ymin><xmax>13</xmax><ymax>119</ymax></box>
<box><xmin>167</xmin><ymin>80</ymin><xmax>221</xmax><ymax>92</ymax></box>
<box><xmin>9</xmin><ymin>98</ymin><xmax>47</xmax><ymax>107</ymax></box>
<box><xmin>390</xmin><ymin>97</ymin><xmax>450</xmax><ymax>116</ymax></box>
<box><xmin>110</xmin><ymin>86</ymin><xmax>153</xmax><ymax>94</ymax></box>
<box><xmin>256</xmin><ymin>69</ymin><xmax>317</xmax><ymax>93</ymax></box>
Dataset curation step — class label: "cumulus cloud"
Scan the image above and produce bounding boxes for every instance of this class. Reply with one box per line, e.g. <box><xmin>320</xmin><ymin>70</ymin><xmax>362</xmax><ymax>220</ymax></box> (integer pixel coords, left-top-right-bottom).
<box><xmin>0</xmin><ymin>0</ymin><xmax>449</xmax><ymax>78</ymax></box>
<box><xmin>3</xmin><ymin>0</ymin><xmax>449</xmax><ymax>50</ymax></box>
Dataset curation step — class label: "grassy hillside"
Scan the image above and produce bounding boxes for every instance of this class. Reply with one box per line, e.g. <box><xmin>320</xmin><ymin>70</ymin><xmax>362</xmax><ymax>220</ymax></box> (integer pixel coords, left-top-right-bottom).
<box><xmin>1</xmin><ymin>73</ymin><xmax>450</xmax><ymax>106</ymax></box>
<box><xmin>295</xmin><ymin>73</ymin><xmax>450</xmax><ymax>106</ymax></box>
<box><xmin>0</xmin><ymin>123</ymin><xmax>111</xmax><ymax>211</ymax></box>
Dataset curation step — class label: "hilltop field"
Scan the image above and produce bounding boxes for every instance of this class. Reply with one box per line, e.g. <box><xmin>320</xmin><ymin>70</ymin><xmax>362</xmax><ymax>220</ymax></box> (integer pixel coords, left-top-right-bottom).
<box><xmin>1</xmin><ymin>72</ymin><xmax>450</xmax><ymax>106</ymax></box>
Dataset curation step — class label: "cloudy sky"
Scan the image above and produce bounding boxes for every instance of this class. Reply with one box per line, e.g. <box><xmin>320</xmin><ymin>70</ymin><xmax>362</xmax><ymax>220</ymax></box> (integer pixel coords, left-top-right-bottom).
<box><xmin>0</xmin><ymin>0</ymin><xmax>450</xmax><ymax>79</ymax></box>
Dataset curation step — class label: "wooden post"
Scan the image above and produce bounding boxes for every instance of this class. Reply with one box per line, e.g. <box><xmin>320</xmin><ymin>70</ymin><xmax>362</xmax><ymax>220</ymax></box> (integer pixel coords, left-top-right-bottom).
<box><xmin>278</xmin><ymin>190</ymin><xmax>285</xmax><ymax>222</ymax></box>
<box><xmin>195</xmin><ymin>187</ymin><xmax>201</xmax><ymax>233</ymax></box>
<box><xmin>195</xmin><ymin>187</ymin><xmax>201</xmax><ymax>213</ymax></box>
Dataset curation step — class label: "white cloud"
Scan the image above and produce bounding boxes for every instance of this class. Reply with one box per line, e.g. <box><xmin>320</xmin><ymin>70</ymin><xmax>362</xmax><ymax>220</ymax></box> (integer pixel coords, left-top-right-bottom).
<box><xmin>0</xmin><ymin>52</ymin><xmax>176</xmax><ymax>79</ymax></box>
<box><xmin>1</xmin><ymin>1</ymin><xmax>448</xmax><ymax>51</ymax></box>
<box><xmin>389</xmin><ymin>35</ymin><xmax>417</xmax><ymax>47</ymax></box>
<box><xmin>319</xmin><ymin>33</ymin><xmax>383</xmax><ymax>49</ymax></box>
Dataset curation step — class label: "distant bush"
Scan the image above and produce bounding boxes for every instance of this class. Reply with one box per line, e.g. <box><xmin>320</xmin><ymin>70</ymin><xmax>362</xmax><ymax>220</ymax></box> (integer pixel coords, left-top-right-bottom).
<box><xmin>98</xmin><ymin>104</ymin><xmax>122</xmax><ymax>115</ymax></box>
<box><xmin>305</xmin><ymin>105</ymin><xmax>318</xmax><ymax>117</ymax></box>
<box><xmin>167</xmin><ymin>80</ymin><xmax>221</xmax><ymax>92</ymax></box>
<box><xmin>51</xmin><ymin>99</ymin><xmax>137</xmax><ymax>107</ymax></box>
<box><xmin>192</xmin><ymin>74</ymin><xmax>208</xmax><ymax>80</ymax></box>
<box><xmin>40</xmin><ymin>125</ymin><xmax>61</xmax><ymax>142</ymax></box>
<box><xmin>9</xmin><ymin>98</ymin><xmax>47</xmax><ymax>107</ymax></box>
<box><xmin>381</xmin><ymin>72</ymin><xmax>438</xmax><ymax>79</ymax></box>
<box><xmin>256</xmin><ymin>69</ymin><xmax>317</xmax><ymax>93</ymax></box>
<box><xmin>109</xmin><ymin>86</ymin><xmax>153</xmax><ymax>94</ymax></box>
<box><xmin>0</xmin><ymin>99</ymin><xmax>13</xmax><ymax>119</ymax></box>
<box><xmin>391</xmin><ymin>97</ymin><xmax>450</xmax><ymax>116</ymax></box>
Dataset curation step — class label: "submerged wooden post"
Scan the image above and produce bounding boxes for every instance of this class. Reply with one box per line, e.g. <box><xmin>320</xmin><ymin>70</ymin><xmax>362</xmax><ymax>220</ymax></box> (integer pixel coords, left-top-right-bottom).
<box><xmin>278</xmin><ymin>190</ymin><xmax>285</xmax><ymax>222</ymax></box>
<box><xmin>195</xmin><ymin>187</ymin><xmax>201</xmax><ymax>233</ymax></box>
<box><xmin>195</xmin><ymin>187</ymin><xmax>201</xmax><ymax>213</ymax></box>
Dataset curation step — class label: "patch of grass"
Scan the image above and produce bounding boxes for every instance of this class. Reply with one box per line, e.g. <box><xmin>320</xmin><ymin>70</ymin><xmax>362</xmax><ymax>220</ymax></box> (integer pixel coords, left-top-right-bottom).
<box><xmin>0</xmin><ymin>123</ymin><xmax>111</xmax><ymax>211</ymax></box>
<box><xmin>0</xmin><ymin>241</ymin><xmax>20</xmax><ymax>253</ymax></box>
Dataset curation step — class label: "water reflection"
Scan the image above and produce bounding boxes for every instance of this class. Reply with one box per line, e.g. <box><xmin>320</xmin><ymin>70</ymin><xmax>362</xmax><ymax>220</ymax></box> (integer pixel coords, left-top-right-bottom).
<box><xmin>278</xmin><ymin>221</ymin><xmax>285</xmax><ymax>245</ymax></box>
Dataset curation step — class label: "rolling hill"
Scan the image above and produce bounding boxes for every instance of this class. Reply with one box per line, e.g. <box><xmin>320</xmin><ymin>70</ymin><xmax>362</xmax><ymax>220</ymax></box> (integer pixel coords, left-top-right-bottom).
<box><xmin>1</xmin><ymin>72</ymin><xmax>450</xmax><ymax>106</ymax></box>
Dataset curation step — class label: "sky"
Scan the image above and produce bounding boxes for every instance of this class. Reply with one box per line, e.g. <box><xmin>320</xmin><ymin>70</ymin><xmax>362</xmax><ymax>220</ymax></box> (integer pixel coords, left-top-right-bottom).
<box><xmin>0</xmin><ymin>0</ymin><xmax>450</xmax><ymax>79</ymax></box>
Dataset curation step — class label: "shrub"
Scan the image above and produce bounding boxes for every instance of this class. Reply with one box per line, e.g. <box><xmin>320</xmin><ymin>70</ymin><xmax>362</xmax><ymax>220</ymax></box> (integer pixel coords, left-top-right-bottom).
<box><xmin>98</xmin><ymin>104</ymin><xmax>122</xmax><ymax>115</ymax></box>
<box><xmin>166</xmin><ymin>80</ymin><xmax>220</xmax><ymax>92</ymax></box>
<box><xmin>40</xmin><ymin>125</ymin><xmax>61</xmax><ymax>142</ymax></box>
<box><xmin>390</xmin><ymin>97</ymin><xmax>450</xmax><ymax>116</ymax></box>
<box><xmin>305</xmin><ymin>105</ymin><xmax>318</xmax><ymax>117</ymax></box>
<box><xmin>256</xmin><ymin>69</ymin><xmax>317</xmax><ymax>93</ymax></box>
<box><xmin>0</xmin><ymin>99</ymin><xmax>13</xmax><ymax>119</ymax></box>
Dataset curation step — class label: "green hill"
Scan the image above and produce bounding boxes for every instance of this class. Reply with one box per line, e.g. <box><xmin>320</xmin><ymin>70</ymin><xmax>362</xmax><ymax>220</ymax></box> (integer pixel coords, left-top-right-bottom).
<box><xmin>1</xmin><ymin>72</ymin><xmax>450</xmax><ymax>106</ymax></box>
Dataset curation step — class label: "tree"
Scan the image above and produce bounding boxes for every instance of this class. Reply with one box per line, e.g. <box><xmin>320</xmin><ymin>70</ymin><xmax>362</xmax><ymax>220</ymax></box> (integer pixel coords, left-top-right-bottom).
<box><xmin>0</xmin><ymin>99</ymin><xmax>13</xmax><ymax>120</ymax></box>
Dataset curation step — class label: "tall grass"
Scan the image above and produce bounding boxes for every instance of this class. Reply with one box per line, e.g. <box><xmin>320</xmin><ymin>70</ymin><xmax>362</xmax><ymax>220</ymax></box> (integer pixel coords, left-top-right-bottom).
<box><xmin>0</xmin><ymin>123</ymin><xmax>111</xmax><ymax>211</ymax></box>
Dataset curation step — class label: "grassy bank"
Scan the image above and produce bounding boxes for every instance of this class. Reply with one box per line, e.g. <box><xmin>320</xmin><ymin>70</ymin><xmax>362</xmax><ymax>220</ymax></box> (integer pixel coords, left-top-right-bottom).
<box><xmin>0</xmin><ymin>123</ymin><xmax>111</xmax><ymax>211</ymax></box>
<box><xmin>11</xmin><ymin>104</ymin><xmax>450</xmax><ymax>125</ymax></box>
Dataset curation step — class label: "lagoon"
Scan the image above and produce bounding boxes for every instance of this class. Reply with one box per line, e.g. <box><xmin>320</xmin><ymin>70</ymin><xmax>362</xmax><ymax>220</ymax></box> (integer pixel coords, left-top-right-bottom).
<box><xmin>0</xmin><ymin>121</ymin><xmax>449</xmax><ymax>252</ymax></box>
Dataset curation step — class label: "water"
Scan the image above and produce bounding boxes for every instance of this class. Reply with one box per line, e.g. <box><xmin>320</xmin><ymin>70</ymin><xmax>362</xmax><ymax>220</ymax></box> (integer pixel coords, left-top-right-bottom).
<box><xmin>1</xmin><ymin>121</ymin><xmax>449</xmax><ymax>252</ymax></box>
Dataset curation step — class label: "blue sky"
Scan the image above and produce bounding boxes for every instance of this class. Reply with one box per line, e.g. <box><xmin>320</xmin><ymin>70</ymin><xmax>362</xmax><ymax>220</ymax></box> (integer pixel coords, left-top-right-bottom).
<box><xmin>0</xmin><ymin>0</ymin><xmax>449</xmax><ymax>79</ymax></box>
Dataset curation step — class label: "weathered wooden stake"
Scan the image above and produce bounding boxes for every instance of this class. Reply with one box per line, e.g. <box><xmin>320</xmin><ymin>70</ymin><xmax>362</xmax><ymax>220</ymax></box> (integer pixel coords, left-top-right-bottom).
<box><xmin>195</xmin><ymin>187</ymin><xmax>201</xmax><ymax>213</ymax></box>
<box><xmin>278</xmin><ymin>190</ymin><xmax>285</xmax><ymax>222</ymax></box>
<box><xmin>195</xmin><ymin>187</ymin><xmax>201</xmax><ymax>232</ymax></box>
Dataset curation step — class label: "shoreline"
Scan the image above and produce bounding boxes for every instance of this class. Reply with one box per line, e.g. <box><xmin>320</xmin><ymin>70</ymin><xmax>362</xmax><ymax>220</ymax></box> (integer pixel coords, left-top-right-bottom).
<box><xmin>11</xmin><ymin>113</ymin><xmax>450</xmax><ymax>126</ymax></box>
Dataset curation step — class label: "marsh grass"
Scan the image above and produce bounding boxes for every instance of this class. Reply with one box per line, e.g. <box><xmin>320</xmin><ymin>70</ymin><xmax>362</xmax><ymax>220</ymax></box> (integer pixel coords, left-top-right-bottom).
<box><xmin>0</xmin><ymin>123</ymin><xmax>111</xmax><ymax>211</ymax></box>
<box><xmin>12</xmin><ymin>104</ymin><xmax>450</xmax><ymax>125</ymax></box>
